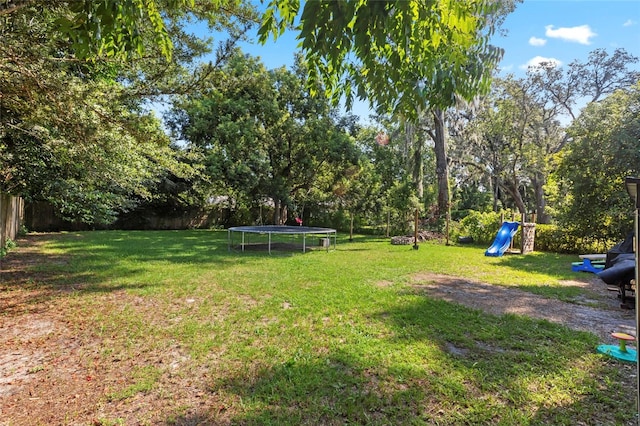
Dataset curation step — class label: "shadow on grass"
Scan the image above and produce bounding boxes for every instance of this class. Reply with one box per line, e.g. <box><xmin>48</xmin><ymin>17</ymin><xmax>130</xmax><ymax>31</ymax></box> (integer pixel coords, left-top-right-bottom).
<box><xmin>342</xmin><ymin>235</ymin><xmax>387</xmax><ymax>243</ymax></box>
<box><xmin>1</xmin><ymin>229</ymin><xmax>378</xmax><ymax>316</ymax></box>
<box><xmin>161</xmin><ymin>296</ymin><xmax>633</xmax><ymax>425</ymax></box>
<box><xmin>0</xmin><ymin>230</ymin><xmax>299</xmax><ymax>314</ymax></box>
<box><xmin>184</xmin><ymin>349</ymin><xmax>434</xmax><ymax>425</ymax></box>
<box><xmin>376</xmin><ymin>295</ymin><xmax>632</xmax><ymax>424</ymax></box>
<box><xmin>496</xmin><ymin>251</ymin><xmax>582</xmax><ymax>278</ymax></box>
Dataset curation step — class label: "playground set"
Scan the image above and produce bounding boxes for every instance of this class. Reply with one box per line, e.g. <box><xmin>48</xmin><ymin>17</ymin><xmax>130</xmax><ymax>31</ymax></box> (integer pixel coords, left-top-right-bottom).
<box><xmin>484</xmin><ymin>213</ymin><xmax>536</xmax><ymax>257</ymax></box>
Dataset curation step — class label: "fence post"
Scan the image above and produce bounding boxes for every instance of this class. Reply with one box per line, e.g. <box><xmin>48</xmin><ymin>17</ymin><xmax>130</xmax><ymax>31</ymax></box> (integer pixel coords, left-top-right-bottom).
<box><xmin>0</xmin><ymin>192</ymin><xmax>5</xmax><ymax>252</ymax></box>
<box><xmin>0</xmin><ymin>192</ymin><xmax>25</xmax><ymax>253</ymax></box>
<box><xmin>413</xmin><ymin>209</ymin><xmax>419</xmax><ymax>250</ymax></box>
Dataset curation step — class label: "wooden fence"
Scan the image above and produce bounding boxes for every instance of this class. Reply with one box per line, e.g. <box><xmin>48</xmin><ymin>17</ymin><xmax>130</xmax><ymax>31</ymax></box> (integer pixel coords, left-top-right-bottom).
<box><xmin>25</xmin><ymin>201</ymin><xmax>225</xmax><ymax>232</ymax></box>
<box><xmin>0</xmin><ymin>192</ymin><xmax>24</xmax><ymax>251</ymax></box>
<box><xmin>24</xmin><ymin>201</ymin><xmax>91</xmax><ymax>232</ymax></box>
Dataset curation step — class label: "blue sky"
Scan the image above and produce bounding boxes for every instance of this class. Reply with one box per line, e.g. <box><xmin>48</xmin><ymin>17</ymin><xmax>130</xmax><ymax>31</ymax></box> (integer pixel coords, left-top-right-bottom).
<box><xmin>198</xmin><ymin>0</ymin><xmax>640</xmax><ymax>120</ymax></box>
<box><xmin>496</xmin><ymin>0</ymin><xmax>640</xmax><ymax>77</ymax></box>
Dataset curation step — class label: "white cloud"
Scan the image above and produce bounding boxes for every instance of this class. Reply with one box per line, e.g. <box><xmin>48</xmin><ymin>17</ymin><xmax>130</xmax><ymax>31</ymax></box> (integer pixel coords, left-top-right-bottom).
<box><xmin>623</xmin><ymin>19</ymin><xmax>636</xmax><ymax>27</ymax></box>
<box><xmin>545</xmin><ymin>24</ymin><xmax>597</xmax><ymax>45</ymax></box>
<box><xmin>520</xmin><ymin>56</ymin><xmax>562</xmax><ymax>70</ymax></box>
<box><xmin>529</xmin><ymin>36</ymin><xmax>547</xmax><ymax>46</ymax></box>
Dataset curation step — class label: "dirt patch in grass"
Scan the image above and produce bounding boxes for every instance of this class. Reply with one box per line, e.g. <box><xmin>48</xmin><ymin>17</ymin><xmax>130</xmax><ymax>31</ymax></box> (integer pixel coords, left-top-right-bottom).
<box><xmin>410</xmin><ymin>272</ymin><xmax>636</xmax><ymax>342</ymax></box>
<box><xmin>0</xmin><ymin>236</ymin><xmax>226</xmax><ymax>425</ymax></box>
<box><xmin>410</xmin><ymin>272</ymin><xmax>638</xmax><ymax>426</ymax></box>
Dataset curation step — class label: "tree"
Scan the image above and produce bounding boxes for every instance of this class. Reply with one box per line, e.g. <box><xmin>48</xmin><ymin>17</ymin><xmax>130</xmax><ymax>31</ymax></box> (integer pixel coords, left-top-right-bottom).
<box><xmin>450</xmin><ymin>49</ymin><xmax>639</xmax><ymax>223</ymax></box>
<box><xmin>0</xmin><ymin>0</ymin><xmax>254</xmax><ymax>223</ymax></box>
<box><xmin>168</xmin><ymin>53</ymin><xmax>360</xmax><ymax>225</ymax></box>
<box><xmin>0</xmin><ymin>74</ymin><xmax>186</xmax><ymax>223</ymax></box>
<box><xmin>332</xmin><ymin>160</ymin><xmax>383</xmax><ymax>240</ymax></box>
<box><xmin>528</xmin><ymin>48</ymin><xmax>640</xmax><ymax>124</ymax></box>
<box><xmin>455</xmin><ymin>76</ymin><xmax>555</xmax><ymax>215</ymax></box>
<box><xmin>508</xmin><ymin>48</ymin><xmax>639</xmax><ymax>221</ymax></box>
<box><xmin>261</xmin><ymin>0</ymin><xmax>520</xmax><ymax>225</ymax></box>
<box><xmin>445</xmin><ymin>102</ymin><xmax>493</xmax><ymax>215</ymax></box>
<box><xmin>261</xmin><ymin>0</ymin><xmax>513</xmax><ymax>114</ymax></box>
<box><xmin>553</xmin><ymin>84</ymin><xmax>640</xmax><ymax>243</ymax></box>
<box><xmin>1</xmin><ymin>0</ymin><xmax>214</xmax><ymax>60</ymax></box>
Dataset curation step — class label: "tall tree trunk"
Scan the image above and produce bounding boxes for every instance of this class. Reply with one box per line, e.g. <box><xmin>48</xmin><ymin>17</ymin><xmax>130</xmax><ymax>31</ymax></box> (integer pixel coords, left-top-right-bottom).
<box><xmin>492</xmin><ymin>176</ymin><xmax>500</xmax><ymax>212</ymax></box>
<box><xmin>273</xmin><ymin>198</ymin><xmax>281</xmax><ymax>225</ymax></box>
<box><xmin>432</xmin><ymin>108</ymin><xmax>449</xmax><ymax>220</ymax></box>
<box><xmin>272</xmin><ymin>199</ymin><xmax>287</xmax><ymax>225</ymax></box>
<box><xmin>406</xmin><ymin>121</ymin><xmax>423</xmax><ymax>199</ymax></box>
<box><xmin>532</xmin><ymin>172</ymin><xmax>549</xmax><ymax>223</ymax></box>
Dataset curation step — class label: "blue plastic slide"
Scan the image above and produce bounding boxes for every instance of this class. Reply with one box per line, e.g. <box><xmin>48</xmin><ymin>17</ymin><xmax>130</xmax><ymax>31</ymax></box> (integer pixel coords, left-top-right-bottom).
<box><xmin>485</xmin><ymin>221</ymin><xmax>519</xmax><ymax>257</ymax></box>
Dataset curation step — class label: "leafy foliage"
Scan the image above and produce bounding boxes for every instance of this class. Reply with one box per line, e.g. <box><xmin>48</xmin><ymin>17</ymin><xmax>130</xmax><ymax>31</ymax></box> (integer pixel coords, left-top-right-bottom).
<box><xmin>553</xmin><ymin>84</ymin><xmax>640</xmax><ymax>243</ymax></box>
<box><xmin>527</xmin><ymin>48</ymin><xmax>640</xmax><ymax>122</ymax></box>
<box><xmin>0</xmin><ymin>75</ymin><xmax>181</xmax><ymax>223</ymax></box>
<box><xmin>532</xmin><ymin>224</ymin><xmax>615</xmax><ymax>254</ymax></box>
<box><xmin>449</xmin><ymin>48</ymin><xmax>639</xmax><ymax>225</ymax></box>
<box><xmin>260</xmin><ymin>0</ymin><xmax>518</xmax><ymax>228</ymax></box>
<box><xmin>454</xmin><ymin>76</ymin><xmax>554</xmax><ymax>214</ymax></box>
<box><xmin>168</xmin><ymin>53</ymin><xmax>360</xmax><ymax>225</ymax></box>
<box><xmin>261</xmin><ymin>0</ymin><xmax>514</xmax><ymax>117</ymax></box>
<box><xmin>2</xmin><ymin>0</ymin><xmax>250</xmax><ymax>61</ymax></box>
<box><xmin>0</xmin><ymin>238</ymin><xmax>16</xmax><ymax>258</ymax></box>
<box><xmin>0</xmin><ymin>0</ymin><xmax>253</xmax><ymax>224</ymax></box>
<box><xmin>459</xmin><ymin>210</ymin><xmax>509</xmax><ymax>245</ymax></box>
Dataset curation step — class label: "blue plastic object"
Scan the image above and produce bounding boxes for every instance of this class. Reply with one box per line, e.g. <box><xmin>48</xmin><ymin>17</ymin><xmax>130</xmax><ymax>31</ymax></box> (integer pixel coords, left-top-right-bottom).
<box><xmin>485</xmin><ymin>221</ymin><xmax>519</xmax><ymax>257</ymax></box>
<box><xmin>571</xmin><ymin>258</ymin><xmax>605</xmax><ymax>273</ymax></box>
<box><xmin>597</xmin><ymin>344</ymin><xmax>637</xmax><ymax>363</ymax></box>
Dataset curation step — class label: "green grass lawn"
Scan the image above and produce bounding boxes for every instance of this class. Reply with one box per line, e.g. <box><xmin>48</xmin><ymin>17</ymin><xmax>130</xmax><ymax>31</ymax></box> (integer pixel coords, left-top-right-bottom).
<box><xmin>5</xmin><ymin>230</ymin><xmax>636</xmax><ymax>425</ymax></box>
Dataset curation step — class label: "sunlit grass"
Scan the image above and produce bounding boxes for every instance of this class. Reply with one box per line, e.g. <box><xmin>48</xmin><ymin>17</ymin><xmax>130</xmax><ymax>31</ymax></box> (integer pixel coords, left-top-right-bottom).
<box><xmin>23</xmin><ymin>230</ymin><xmax>635</xmax><ymax>424</ymax></box>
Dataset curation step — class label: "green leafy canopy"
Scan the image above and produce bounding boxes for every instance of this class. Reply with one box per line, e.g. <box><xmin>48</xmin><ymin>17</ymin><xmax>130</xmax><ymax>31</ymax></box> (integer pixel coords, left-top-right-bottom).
<box><xmin>260</xmin><ymin>0</ymin><xmax>511</xmax><ymax>117</ymax></box>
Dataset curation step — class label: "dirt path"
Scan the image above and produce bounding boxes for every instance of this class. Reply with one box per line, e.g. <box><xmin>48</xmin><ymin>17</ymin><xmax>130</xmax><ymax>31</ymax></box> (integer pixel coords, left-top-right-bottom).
<box><xmin>411</xmin><ymin>272</ymin><xmax>636</xmax><ymax>342</ymax></box>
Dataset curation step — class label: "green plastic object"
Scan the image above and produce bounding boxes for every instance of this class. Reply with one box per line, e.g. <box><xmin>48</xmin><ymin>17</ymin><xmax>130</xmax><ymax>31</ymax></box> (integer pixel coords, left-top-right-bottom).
<box><xmin>597</xmin><ymin>344</ymin><xmax>638</xmax><ymax>363</ymax></box>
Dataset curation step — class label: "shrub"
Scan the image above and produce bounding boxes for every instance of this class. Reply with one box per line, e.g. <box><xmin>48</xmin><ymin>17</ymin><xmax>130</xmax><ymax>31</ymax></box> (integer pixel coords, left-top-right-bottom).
<box><xmin>458</xmin><ymin>211</ymin><xmax>619</xmax><ymax>254</ymax></box>
<box><xmin>0</xmin><ymin>238</ymin><xmax>16</xmax><ymax>258</ymax></box>
<box><xmin>459</xmin><ymin>210</ymin><xmax>518</xmax><ymax>245</ymax></box>
<box><xmin>535</xmin><ymin>224</ymin><xmax>620</xmax><ymax>254</ymax></box>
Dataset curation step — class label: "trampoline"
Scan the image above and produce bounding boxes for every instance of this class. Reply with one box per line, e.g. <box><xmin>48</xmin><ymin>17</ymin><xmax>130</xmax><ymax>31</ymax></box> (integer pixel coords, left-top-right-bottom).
<box><xmin>228</xmin><ymin>225</ymin><xmax>337</xmax><ymax>254</ymax></box>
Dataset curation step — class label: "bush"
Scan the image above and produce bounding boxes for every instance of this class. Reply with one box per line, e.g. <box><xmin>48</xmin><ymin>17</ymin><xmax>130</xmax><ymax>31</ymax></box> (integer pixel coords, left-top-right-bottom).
<box><xmin>0</xmin><ymin>238</ymin><xmax>16</xmax><ymax>258</ymax></box>
<box><xmin>459</xmin><ymin>210</ymin><xmax>517</xmax><ymax>246</ymax></box>
<box><xmin>450</xmin><ymin>209</ymin><xmax>472</xmax><ymax>221</ymax></box>
<box><xmin>535</xmin><ymin>224</ymin><xmax>619</xmax><ymax>254</ymax></box>
<box><xmin>459</xmin><ymin>210</ymin><xmax>620</xmax><ymax>254</ymax></box>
